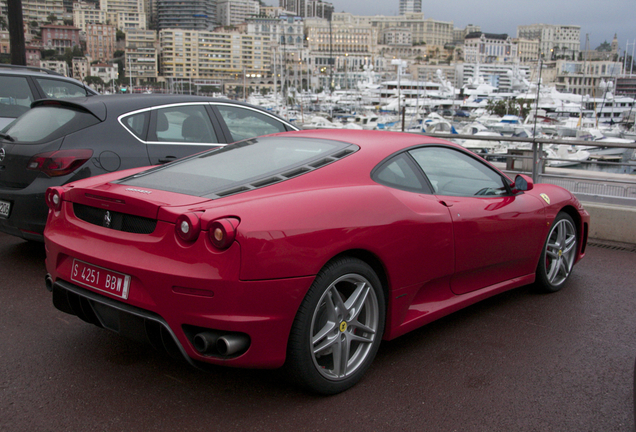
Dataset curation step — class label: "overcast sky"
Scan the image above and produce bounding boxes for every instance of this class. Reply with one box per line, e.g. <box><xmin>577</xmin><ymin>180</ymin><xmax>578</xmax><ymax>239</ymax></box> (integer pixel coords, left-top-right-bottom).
<box><xmin>264</xmin><ymin>0</ymin><xmax>636</xmax><ymax>54</ymax></box>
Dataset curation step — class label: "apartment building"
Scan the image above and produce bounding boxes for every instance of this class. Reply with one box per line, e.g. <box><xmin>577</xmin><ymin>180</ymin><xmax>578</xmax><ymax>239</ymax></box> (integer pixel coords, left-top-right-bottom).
<box><xmin>72</xmin><ymin>2</ymin><xmax>107</xmax><ymax>33</ymax></box>
<box><xmin>85</xmin><ymin>23</ymin><xmax>116</xmax><ymax>61</ymax></box>
<box><xmin>0</xmin><ymin>30</ymin><xmax>9</xmax><ymax>56</ymax></box>
<box><xmin>159</xmin><ymin>29</ymin><xmax>271</xmax><ymax>80</ymax></box>
<box><xmin>100</xmin><ymin>0</ymin><xmax>147</xmax><ymax>30</ymax></box>
<box><xmin>399</xmin><ymin>0</ymin><xmax>421</xmax><ymax>14</ymax></box>
<box><xmin>216</xmin><ymin>0</ymin><xmax>260</xmax><ymax>27</ymax></box>
<box><xmin>305</xmin><ymin>16</ymin><xmax>378</xmax><ymax>73</ymax></box>
<box><xmin>463</xmin><ymin>32</ymin><xmax>517</xmax><ymax>64</ymax></box>
<box><xmin>40</xmin><ymin>59</ymin><xmax>69</xmax><ymax>75</ymax></box>
<box><xmin>331</xmin><ymin>12</ymin><xmax>453</xmax><ymax>48</ymax></box>
<box><xmin>246</xmin><ymin>15</ymin><xmax>304</xmax><ymax>50</ymax></box>
<box><xmin>125</xmin><ymin>28</ymin><xmax>158</xmax><ymax>84</ymax></box>
<box><xmin>515</xmin><ymin>38</ymin><xmax>540</xmax><ymax>63</ymax></box>
<box><xmin>517</xmin><ymin>24</ymin><xmax>580</xmax><ymax>60</ymax></box>
<box><xmin>41</xmin><ymin>24</ymin><xmax>81</xmax><ymax>54</ymax></box>
<box><xmin>21</xmin><ymin>0</ymin><xmax>64</xmax><ymax>25</ymax></box>
<box><xmin>90</xmin><ymin>62</ymin><xmax>118</xmax><ymax>84</ymax></box>
<box><xmin>279</xmin><ymin>0</ymin><xmax>333</xmax><ymax>19</ymax></box>
<box><xmin>156</xmin><ymin>0</ymin><xmax>215</xmax><ymax>31</ymax></box>
<box><xmin>72</xmin><ymin>56</ymin><xmax>90</xmax><ymax>81</ymax></box>
<box><xmin>555</xmin><ymin>59</ymin><xmax>623</xmax><ymax>95</ymax></box>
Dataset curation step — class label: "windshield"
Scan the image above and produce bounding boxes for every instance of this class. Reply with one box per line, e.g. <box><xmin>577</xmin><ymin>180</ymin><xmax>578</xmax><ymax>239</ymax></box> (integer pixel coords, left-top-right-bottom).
<box><xmin>118</xmin><ymin>136</ymin><xmax>355</xmax><ymax>197</ymax></box>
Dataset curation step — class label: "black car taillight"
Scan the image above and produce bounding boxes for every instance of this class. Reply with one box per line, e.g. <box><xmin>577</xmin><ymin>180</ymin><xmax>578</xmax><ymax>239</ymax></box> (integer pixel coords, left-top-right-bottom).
<box><xmin>208</xmin><ymin>218</ymin><xmax>239</xmax><ymax>250</ymax></box>
<box><xmin>27</xmin><ymin>149</ymin><xmax>93</xmax><ymax>177</ymax></box>
<box><xmin>45</xmin><ymin>187</ymin><xmax>65</xmax><ymax>212</ymax></box>
<box><xmin>176</xmin><ymin>213</ymin><xmax>201</xmax><ymax>242</ymax></box>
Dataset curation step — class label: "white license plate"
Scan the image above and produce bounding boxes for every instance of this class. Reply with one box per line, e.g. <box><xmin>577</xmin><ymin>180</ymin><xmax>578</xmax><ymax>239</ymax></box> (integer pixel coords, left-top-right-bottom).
<box><xmin>71</xmin><ymin>259</ymin><xmax>131</xmax><ymax>300</ymax></box>
<box><xmin>0</xmin><ymin>200</ymin><xmax>10</xmax><ymax>218</ymax></box>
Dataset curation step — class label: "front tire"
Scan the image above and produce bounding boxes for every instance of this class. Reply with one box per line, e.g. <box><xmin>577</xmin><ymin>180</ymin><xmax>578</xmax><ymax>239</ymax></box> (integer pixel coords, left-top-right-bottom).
<box><xmin>286</xmin><ymin>257</ymin><xmax>385</xmax><ymax>395</ymax></box>
<box><xmin>535</xmin><ymin>212</ymin><xmax>578</xmax><ymax>293</ymax></box>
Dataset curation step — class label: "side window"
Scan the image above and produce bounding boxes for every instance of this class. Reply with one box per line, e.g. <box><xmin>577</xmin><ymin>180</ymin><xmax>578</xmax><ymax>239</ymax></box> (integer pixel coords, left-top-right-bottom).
<box><xmin>216</xmin><ymin>105</ymin><xmax>287</xmax><ymax>142</ymax></box>
<box><xmin>373</xmin><ymin>153</ymin><xmax>427</xmax><ymax>192</ymax></box>
<box><xmin>120</xmin><ymin>111</ymin><xmax>149</xmax><ymax>140</ymax></box>
<box><xmin>0</xmin><ymin>76</ymin><xmax>33</xmax><ymax>118</ymax></box>
<box><xmin>36</xmin><ymin>78</ymin><xmax>89</xmax><ymax>98</ymax></box>
<box><xmin>153</xmin><ymin>105</ymin><xmax>218</xmax><ymax>143</ymax></box>
<box><xmin>409</xmin><ymin>147</ymin><xmax>508</xmax><ymax>197</ymax></box>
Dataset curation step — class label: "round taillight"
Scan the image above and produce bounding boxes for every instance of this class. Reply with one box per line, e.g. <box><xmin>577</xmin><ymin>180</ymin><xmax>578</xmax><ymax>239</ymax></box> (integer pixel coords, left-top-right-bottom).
<box><xmin>175</xmin><ymin>213</ymin><xmax>201</xmax><ymax>242</ymax></box>
<box><xmin>208</xmin><ymin>218</ymin><xmax>239</xmax><ymax>250</ymax></box>
<box><xmin>45</xmin><ymin>187</ymin><xmax>63</xmax><ymax>212</ymax></box>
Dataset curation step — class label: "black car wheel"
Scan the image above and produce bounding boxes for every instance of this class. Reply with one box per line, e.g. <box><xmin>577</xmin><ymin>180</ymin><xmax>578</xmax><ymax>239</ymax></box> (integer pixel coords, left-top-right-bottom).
<box><xmin>535</xmin><ymin>212</ymin><xmax>578</xmax><ymax>293</ymax></box>
<box><xmin>286</xmin><ymin>257</ymin><xmax>385</xmax><ymax>395</ymax></box>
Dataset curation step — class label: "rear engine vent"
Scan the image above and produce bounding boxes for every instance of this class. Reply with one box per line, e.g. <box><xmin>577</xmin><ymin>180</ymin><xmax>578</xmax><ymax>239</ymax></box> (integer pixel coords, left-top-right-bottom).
<box><xmin>210</xmin><ymin>147</ymin><xmax>356</xmax><ymax>199</ymax></box>
<box><xmin>73</xmin><ymin>203</ymin><xmax>157</xmax><ymax>234</ymax></box>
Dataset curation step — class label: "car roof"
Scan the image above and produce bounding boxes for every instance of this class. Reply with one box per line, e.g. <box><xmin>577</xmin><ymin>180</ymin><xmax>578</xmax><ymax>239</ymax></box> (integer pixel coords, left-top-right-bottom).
<box><xmin>30</xmin><ymin>94</ymin><xmax>291</xmax><ymax>122</ymax></box>
<box><xmin>269</xmin><ymin>128</ymin><xmax>455</xmax><ymax>158</ymax></box>
<box><xmin>0</xmin><ymin>65</ymin><xmax>99</xmax><ymax>96</ymax></box>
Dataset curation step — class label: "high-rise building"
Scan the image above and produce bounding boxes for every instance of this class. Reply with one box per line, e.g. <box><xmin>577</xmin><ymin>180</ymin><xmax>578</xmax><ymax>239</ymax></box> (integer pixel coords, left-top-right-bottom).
<box><xmin>85</xmin><ymin>23</ymin><xmax>116</xmax><ymax>61</ymax></box>
<box><xmin>517</xmin><ymin>24</ymin><xmax>580</xmax><ymax>60</ymax></box>
<box><xmin>159</xmin><ymin>29</ymin><xmax>270</xmax><ymax>79</ymax></box>
<box><xmin>278</xmin><ymin>0</ymin><xmax>332</xmax><ymax>19</ymax></box>
<box><xmin>399</xmin><ymin>0</ymin><xmax>421</xmax><ymax>14</ymax></box>
<box><xmin>156</xmin><ymin>0</ymin><xmax>215</xmax><ymax>31</ymax></box>
<box><xmin>216</xmin><ymin>0</ymin><xmax>260</xmax><ymax>27</ymax></box>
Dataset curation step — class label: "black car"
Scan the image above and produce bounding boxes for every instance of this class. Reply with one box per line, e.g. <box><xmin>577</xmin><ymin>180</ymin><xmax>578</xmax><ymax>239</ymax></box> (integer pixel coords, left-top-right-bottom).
<box><xmin>0</xmin><ymin>94</ymin><xmax>298</xmax><ymax>241</ymax></box>
<box><xmin>0</xmin><ymin>65</ymin><xmax>98</xmax><ymax>129</ymax></box>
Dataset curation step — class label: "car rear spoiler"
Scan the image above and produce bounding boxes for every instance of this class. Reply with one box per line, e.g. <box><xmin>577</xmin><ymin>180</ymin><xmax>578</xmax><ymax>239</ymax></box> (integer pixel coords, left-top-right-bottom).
<box><xmin>31</xmin><ymin>98</ymin><xmax>107</xmax><ymax>122</ymax></box>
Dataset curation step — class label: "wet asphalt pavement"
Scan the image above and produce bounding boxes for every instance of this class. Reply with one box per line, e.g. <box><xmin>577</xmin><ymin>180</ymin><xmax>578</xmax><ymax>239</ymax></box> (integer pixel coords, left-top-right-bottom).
<box><xmin>1</xmin><ymin>231</ymin><xmax>635</xmax><ymax>431</ymax></box>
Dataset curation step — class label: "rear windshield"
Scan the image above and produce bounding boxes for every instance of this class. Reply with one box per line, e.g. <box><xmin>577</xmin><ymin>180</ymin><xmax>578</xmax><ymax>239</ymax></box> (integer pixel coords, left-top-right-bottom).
<box><xmin>1</xmin><ymin>105</ymin><xmax>100</xmax><ymax>143</ymax></box>
<box><xmin>118</xmin><ymin>136</ymin><xmax>355</xmax><ymax>197</ymax></box>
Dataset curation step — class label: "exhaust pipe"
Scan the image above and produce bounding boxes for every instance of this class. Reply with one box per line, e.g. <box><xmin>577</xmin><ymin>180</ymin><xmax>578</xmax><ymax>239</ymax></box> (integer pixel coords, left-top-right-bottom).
<box><xmin>45</xmin><ymin>274</ymin><xmax>54</xmax><ymax>292</ymax></box>
<box><xmin>216</xmin><ymin>334</ymin><xmax>250</xmax><ymax>356</ymax></box>
<box><xmin>193</xmin><ymin>331</ymin><xmax>220</xmax><ymax>354</ymax></box>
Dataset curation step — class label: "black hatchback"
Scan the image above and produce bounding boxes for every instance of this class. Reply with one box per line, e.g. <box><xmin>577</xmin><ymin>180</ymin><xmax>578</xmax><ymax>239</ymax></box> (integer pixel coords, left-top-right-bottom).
<box><xmin>0</xmin><ymin>94</ymin><xmax>297</xmax><ymax>241</ymax></box>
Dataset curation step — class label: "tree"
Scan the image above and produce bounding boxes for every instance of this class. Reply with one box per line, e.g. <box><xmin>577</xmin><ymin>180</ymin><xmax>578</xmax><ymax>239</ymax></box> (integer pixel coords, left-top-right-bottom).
<box><xmin>41</xmin><ymin>49</ymin><xmax>57</xmax><ymax>59</ymax></box>
<box><xmin>46</xmin><ymin>14</ymin><xmax>58</xmax><ymax>24</ymax></box>
<box><xmin>596</xmin><ymin>41</ymin><xmax>611</xmax><ymax>52</ymax></box>
<box><xmin>63</xmin><ymin>46</ymin><xmax>83</xmax><ymax>66</ymax></box>
<box><xmin>85</xmin><ymin>76</ymin><xmax>105</xmax><ymax>88</ymax></box>
<box><xmin>116</xmin><ymin>30</ymin><xmax>125</xmax><ymax>41</ymax></box>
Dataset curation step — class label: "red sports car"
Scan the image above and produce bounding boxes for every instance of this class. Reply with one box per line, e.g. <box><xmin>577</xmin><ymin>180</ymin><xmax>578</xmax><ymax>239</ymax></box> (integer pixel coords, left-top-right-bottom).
<box><xmin>44</xmin><ymin>129</ymin><xmax>590</xmax><ymax>394</ymax></box>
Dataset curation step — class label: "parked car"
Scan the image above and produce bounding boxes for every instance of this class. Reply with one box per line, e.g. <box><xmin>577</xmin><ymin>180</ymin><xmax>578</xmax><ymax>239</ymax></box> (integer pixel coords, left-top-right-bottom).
<box><xmin>0</xmin><ymin>94</ymin><xmax>298</xmax><ymax>241</ymax></box>
<box><xmin>43</xmin><ymin>129</ymin><xmax>590</xmax><ymax>394</ymax></box>
<box><xmin>0</xmin><ymin>64</ymin><xmax>98</xmax><ymax>129</ymax></box>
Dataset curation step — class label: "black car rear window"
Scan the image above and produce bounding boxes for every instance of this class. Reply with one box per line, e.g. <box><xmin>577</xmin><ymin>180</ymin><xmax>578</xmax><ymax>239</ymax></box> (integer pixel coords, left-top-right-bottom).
<box><xmin>118</xmin><ymin>136</ymin><xmax>356</xmax><ymax>197</ymax></box>
<box><xmin>1</xmin><ymin>105</ymin><xmax>101</xmax><ymax>143</ymax></box>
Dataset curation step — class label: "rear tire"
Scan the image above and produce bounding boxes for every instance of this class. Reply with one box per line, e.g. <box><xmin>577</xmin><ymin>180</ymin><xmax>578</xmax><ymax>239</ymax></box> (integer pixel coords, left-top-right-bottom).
<box><xmin>535</xmin><ymin>212</ymin><xmax>578</xmax><ymax>293</ymax></box>
<box><xmin>286</xmin><ymin>257</ymin><xmax>385</xmax><ymax>395</ymax></box>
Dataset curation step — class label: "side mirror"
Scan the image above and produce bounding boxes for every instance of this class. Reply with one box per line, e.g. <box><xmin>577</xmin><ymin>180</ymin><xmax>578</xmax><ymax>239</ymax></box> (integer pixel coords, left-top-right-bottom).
<box><xmin>512</xmin><ymin>174</ymin><xmax>533</xmax><ymax>192</ymax></box>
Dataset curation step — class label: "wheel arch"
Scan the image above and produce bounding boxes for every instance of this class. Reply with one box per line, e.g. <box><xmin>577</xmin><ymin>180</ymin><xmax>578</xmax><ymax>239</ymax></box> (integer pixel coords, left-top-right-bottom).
<box><xmin>558</xmin><ymin>204</ymin><xmax>588</xmax><ymax>255</ymax></box>
<box><xmin>328</xmin><ymin>249</ymin><xmax>390</xmax><ymax>308</ymax></box>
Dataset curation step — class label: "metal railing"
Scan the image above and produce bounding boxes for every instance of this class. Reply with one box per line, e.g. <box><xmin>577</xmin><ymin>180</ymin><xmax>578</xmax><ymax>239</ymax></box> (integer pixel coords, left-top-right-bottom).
<box><xmin>424</xmin><ymin>132</ymin><xmax>636</xmax><ymax>206</ymax></box>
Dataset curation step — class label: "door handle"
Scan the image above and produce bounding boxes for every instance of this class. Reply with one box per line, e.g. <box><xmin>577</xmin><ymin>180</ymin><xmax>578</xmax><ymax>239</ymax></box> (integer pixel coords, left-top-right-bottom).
<box><xmin>158</xmin><ymin>156</ymin><xmax>177</xmax><ymax>164</ymax></box>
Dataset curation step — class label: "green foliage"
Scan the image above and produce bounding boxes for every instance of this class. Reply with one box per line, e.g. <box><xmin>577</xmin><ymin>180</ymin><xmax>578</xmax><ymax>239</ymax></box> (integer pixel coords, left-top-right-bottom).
<box><xmin>596</xmin><ymin>41</ymin><xmax>611</xmax><ymax>52</ymax></box>
<box><xmin>116</xmin><ymin>30</ymin><xmax>125</xmax><ymax>41</ymax></box>
<box><xmin>486</xmin><ymin>98</ymin><xmax>532</xmax><ymax>118</ymax></box>
<box><xmin>85</xmin><ymin>76</ymin><xmax>105</xmax><ymax>87</ymax></box>
<box><xmin>63</xmin><ymin>46</ymin><xmax>83</xmax><ymax>66</ymax></box>
<box><xmin>113</xmin><ymin>50</ymin><xmax>125</xmax><ymax>59</ymax></box>
<box><xmin>41</xmin><ymin>49</ymin><xmax>57</xmax><ymax>59</ymax></box>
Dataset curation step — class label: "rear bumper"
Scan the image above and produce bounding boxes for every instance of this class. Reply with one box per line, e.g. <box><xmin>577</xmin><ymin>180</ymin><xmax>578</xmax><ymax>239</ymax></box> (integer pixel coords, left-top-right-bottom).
<box><xmin>0</xmin><ymin>187</ymin><xmax>48</xmax><ymax>241</ymax></box>
<box><xmin>45</xmin><ymin>212</ymin><xmax>314</xmax><ymax>369</ymax></box>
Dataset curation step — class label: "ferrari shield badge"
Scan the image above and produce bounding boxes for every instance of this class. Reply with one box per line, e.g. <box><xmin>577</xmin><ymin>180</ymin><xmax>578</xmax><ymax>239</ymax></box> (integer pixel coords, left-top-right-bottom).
<box><xmin>540</xmin><ymin>193</ymin><xmax>551</xmax><ymax>204</ymax></box>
